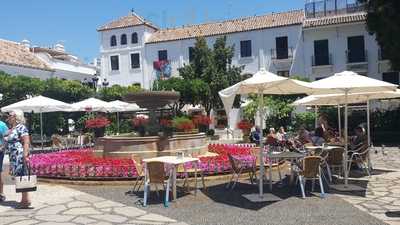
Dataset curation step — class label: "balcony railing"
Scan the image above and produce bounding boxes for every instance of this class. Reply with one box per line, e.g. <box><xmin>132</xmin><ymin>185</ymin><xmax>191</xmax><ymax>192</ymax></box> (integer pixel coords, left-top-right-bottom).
<box><xmin>346</xmin><ymin>50</ymin><xmax>368</xmax><ymax>64</ymax></box>
<box><xmin>305</xmin><ymin>0</ymin><xmax>366</xmax><ymax>19</ymax></box>
<box><xmin>312</xmin><ymin>53</ymin><xmax>333</xmax><ymax>66</ymax></box>
<box><xmin>271</xmin><ymin>47</ymin><xmax>294</xmax><ymax>60</ymax></box>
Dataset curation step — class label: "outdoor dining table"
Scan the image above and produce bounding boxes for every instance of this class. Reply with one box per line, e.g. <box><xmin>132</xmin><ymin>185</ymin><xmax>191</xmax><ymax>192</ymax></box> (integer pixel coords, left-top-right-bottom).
<box><xmin>265</xmin><ymin>151</ymin><xmax>306</xmax><ymax>190</ymax></box>
<box><xmin>142</xmin><ymin>156</ymin><xmax>200</xmax><ymax>201</ymax></box>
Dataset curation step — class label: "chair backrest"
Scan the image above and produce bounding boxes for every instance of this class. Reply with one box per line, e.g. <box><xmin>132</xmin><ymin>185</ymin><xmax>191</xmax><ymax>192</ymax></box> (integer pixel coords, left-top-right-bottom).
<box><xmin>327</xmin><ymin>147</ymin><xmax>344</xmax><ymax>165</ymax></box>
<box><xmin>227</xmin><ymin>154</ymin><xmax>240</xmax><ymax>173</ymax></box>
<box><xmin>51</xmin><ymin>135</ymin><xmax>62</xmax><ymax>147</ymax></box>
<box><xmin>302</xmin><ymin>156</ymin><xmax>322</xmax><ymax>178</ymax></box>
<box><xmin>355</xmin><ymin>143</ymin><xmax>369</xmax><ymax>160</ymax></box>
<box><xmin>147</xmin><ymin>161</ymin><xmax>166</xmax><ymax>184</ymax></box>
<box><xmin>132</xmin><ymin>155</ymin><xmax>144</xmax><ymax>176</ymax></box>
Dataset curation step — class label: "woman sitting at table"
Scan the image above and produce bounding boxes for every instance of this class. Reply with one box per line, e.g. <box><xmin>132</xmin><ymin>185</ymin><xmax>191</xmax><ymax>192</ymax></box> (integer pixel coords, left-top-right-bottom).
<box><xmin>311</xmin><ymin>127</ymin><xmax>325</xmax><ymax>146</ymax></box>
<box><xmin>276</xmin><ymin>126</ymin><xmax>287</xmax><ymax>142</ymax></box>
<box><xmin>266</xmin><ymin>128</ymin><xmax>278</xmax><ymax>145</ymax></box>
<box><xmin>294</xmin><ymin>126</ymin><xmax>311</xmax><ymax>147</ymax></box>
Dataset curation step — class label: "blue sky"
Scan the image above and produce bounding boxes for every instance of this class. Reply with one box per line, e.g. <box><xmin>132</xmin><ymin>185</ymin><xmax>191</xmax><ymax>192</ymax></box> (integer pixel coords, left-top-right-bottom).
<box><xmin>0</xmin><ymin>0</ymin><xmax>304</xmax><ymax>62</ymax></box>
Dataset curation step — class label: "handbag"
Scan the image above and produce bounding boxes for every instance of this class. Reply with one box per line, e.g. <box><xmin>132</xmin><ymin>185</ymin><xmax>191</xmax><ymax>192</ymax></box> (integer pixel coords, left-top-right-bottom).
<box><xmin>15</xmin><ymin>162</ymin><xmax>37</xmax><ymax>193</ymax></box>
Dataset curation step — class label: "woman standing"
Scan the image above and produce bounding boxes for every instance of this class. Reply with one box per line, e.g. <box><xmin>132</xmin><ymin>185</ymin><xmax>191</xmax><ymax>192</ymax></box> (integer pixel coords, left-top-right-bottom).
<box><xmin>6</xmin><ymin>110</ymin><xmax>32</xmax><ymax>208</ymax></box>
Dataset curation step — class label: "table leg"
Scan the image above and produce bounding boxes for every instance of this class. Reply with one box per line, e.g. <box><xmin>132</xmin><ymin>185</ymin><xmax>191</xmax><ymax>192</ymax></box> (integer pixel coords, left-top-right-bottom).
<box><xmin>289</xmin><ymin>159</ymin><xmax>294</xmax><ymax>185</ymax></box>
<box><xmin>194</xmin><ymin>162</ymin><xmax>198</xmax><ymax>196</ymax></box>
<box><xmin>172</xmin><ymin>165</ymin><xmax>177</xmax><ymax>201</ymax></box>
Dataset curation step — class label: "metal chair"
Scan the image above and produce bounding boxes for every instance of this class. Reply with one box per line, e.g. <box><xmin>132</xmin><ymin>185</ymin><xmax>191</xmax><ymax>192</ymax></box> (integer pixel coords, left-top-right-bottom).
<box><xmin>318</xmin><ymin>149</ymin><xmax>333</xmax><ymax>183</ymax></box>
<box><xmin>143</xmin><ymin>162</ymin><xmax>172</xmax><ymax>207</ymax></box>
<box><xmin>226</xmin><ymin>153</ymin><xmax>255</xmax><ymax>190</ymax></box>
<box><xmin>297</xmin><ymin>156</ymin><xmax>325</xmax><ymax>199</ymax></box>
<box><xmin>132</xmin><ymin>155</ymin><xmax>145</xmax><ymax>192</ymax></box>
<box><xmin>176</xmin><ymin>160</ymin><xmax>207</xmax><ymax>192</ymax></box>
<box><xmin>251</xmin><ymin>147</ymin><xmax>284</xmax><ymax>184</ymax></box>
<box><xmin>348</xmin><ymin>144</ymin><xmax>371</xmax><ymax>177</ymax></box>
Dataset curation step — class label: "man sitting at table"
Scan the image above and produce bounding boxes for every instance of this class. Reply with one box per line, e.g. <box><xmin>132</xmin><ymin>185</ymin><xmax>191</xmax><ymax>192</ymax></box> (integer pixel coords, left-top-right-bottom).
<box><xmin>250</xmin><ymin>126</ymin><xmax>261</xmax><ymax>145</ymax></box>
<box><xmin>311</xmin><ymin>127</ymin><xmax>325</xmax><ymax>146</ymax></box>
<box><xmin>350</xmin><ymin>126</ymin><xmax>367</xmax><ymax>151</ymax></box>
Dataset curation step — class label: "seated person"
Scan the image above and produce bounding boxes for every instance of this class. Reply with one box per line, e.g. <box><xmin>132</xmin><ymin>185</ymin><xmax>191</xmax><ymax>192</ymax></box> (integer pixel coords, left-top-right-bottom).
<box><xmin>311</xmin><ymin>127</ymin><xmax>325</xmax><ymax>146</ymax></box>
<box><xmin>276</xmin><ymin>126</ymin><xmax>287</xmax><ymax>142</ymax></box>
<box><xmin>350</xmin><ymin>126</ymin><xmax>367</xmax><ymax>151</ymax></box>
<box><xmin>250</xmin><ymin>126</ymin><xmax>261</xmax><ymax>144</ymax></box>
<box><xmin>294</xmin><ymin>126</ymin><xmax>311</xmax><ymax>147</ymax></box>
<box><xmin>266</xmin><ymin>128</ymin><xmax>277</xmax><ymax>145</ymax></box>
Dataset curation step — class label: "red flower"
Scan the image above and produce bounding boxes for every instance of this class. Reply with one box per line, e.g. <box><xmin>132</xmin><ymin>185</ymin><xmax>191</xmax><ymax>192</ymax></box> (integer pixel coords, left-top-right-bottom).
<box><xmin>176</xmin><ymin>121</ymin><xmax>195</xmax><ymax>132</ymax></box>
<box><xmin>85</xmin><ymin>117</ymin><xmax>111</xmax><ymax>129</ymax></box>
<box><xmin>237</xmin><ymin>120</ymin><xmax>253</xmax><ymax>130</ymax></box>
<box><xmin>192</xmin><ymin>115</ymin><xmax>211</xmax><ymax>127</ymax></box>
<box><xmin>132</xmin><ymin>116</ymin><xmax>149</xmax><ymax>127</ymax></box>
<box><xmin>160</xmin><ymin>119</ymin><xmax>172</xmax><ymax>127</ymax></box>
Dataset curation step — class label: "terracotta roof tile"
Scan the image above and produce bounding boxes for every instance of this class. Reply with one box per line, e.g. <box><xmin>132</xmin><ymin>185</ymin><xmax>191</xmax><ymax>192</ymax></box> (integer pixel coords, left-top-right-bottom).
<box><xmin>0</xmin><ymin>39</ymin><xmax>52</xmax><ymax>71</ymax></box>
<box><xmin>303</xmin><ymin>12</ymin><xmax>367</xmax><ymax>28</ymax></box>
<box><xmin>97</xmin><ymin>12</ymin><xmax>158</xmax><ymax>31</ymax></box>
<box><xmin>147</xmin><ymin>10</ymin><xmax>304</xmax><ymax>44</ymax></box>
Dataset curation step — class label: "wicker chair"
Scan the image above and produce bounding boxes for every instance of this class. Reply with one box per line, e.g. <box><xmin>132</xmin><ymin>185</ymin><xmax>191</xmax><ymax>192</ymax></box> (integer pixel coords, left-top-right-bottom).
<box><xmin>348</xmin><ymin>143</ymin><xmax>371</xmax><ymax>177</ymax></box>
<box><xmin>326</xmin><ymin>147</ymin><xmax>344</xmax><ymax>177</ymax></box>
<box><xmin>226</xmin><ymin>153</ymin><xmax>255</xmax><ymax>190</ymax></box>
<box><xmin>132</xmin><ymin>155</ymin><xmax>145</xmax><ymax>192</ymax></box>
<box><xmin>143</xmin><ymin>162</ymin><xmax>172</xmax><ymax>207</ymax></box>
<box><xmin>297</xmin><ymin>156</ymin><xmax>325</xmax><ymax>198</ymax></box>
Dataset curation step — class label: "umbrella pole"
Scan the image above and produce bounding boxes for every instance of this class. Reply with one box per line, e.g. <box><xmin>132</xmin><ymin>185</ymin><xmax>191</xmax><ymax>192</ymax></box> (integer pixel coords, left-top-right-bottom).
<box><xmin>338</xmin><ymin>105</ymin><xmax>341</xmax><ymax>138</ymax></box>
<box><xmin>117</xmin><ymin>112</ymin><xmax>120</xmax><ymax>135</ymax></box>
<box><xmin>40</xmin><ymin>112</ymin><xmax>43</xmax><ymax>150</ymax></box>
<box><xmin>314</xmin><ymin>105</ymin><xmax>318</xmax><ymax>128</ymax></box>
<box><xmin>258</xmin><ymin>91</ymin><xmax>265</xmax><ymax>197</ymax></box>
<box><xmin>367</xmin><ymin>100</ymin><xmax>371</xmax><ymax>146</ymax></box>
<box><xmin>344</xmin><ymin>90</ymin><xmax>349</xmax><ymax>187</ymax></box>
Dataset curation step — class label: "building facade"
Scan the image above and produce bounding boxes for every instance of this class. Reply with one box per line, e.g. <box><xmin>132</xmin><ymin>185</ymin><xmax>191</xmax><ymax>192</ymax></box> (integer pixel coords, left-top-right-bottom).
<box><xmin>98</xmin><ymin>1</ymin><xmax>399</xmax><ymax>89</ymax></box>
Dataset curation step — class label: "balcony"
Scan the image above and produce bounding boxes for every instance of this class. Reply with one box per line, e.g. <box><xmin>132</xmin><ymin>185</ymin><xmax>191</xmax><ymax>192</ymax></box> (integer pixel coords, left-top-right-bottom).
<box><xmin>271</xmin><ymin>47</ymin><xmax>294</xmax><ymax>60</ymax></box>
<box><xmin>312</xmin><ymin>53</ymin><xmax>333</xmax><ymax>67</ymax></box>
<box><xmin>305</xmin><ymin>0</ymin><xmax>366</xmax><ymax>19</ymax></box>
<box><xmin>346</xmin><ymin>50</ymin><xmax>368</xmax><ymax>72</ymax></box>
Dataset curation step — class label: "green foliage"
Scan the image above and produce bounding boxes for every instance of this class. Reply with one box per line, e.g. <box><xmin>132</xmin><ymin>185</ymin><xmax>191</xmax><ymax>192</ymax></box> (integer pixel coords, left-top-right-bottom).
<box><xmin>366</xmin><ymin>0</ymin><xmax>400</xmax><ymax>70</ymax></box>
<box><xmin>98</xmin><ymin>84</ymin><xmax>141</xmax><ymax>101</ymax></box>
<box><xmin>292</xmin><ymin>112</ymin><xmax>316</xmax><ymax>131</ymax></box>
<box><xmin>42</xmin><ymin>78</ymin><xmax>94</xmax><ymax>103</ymax></box>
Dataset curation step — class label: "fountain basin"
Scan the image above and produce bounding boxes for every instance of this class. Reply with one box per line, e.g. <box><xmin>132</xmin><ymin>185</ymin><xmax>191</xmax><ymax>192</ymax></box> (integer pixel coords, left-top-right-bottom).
<box><xmin>95</xmin><ymin>133</ymin><xmax>208</xmax><ymax>159</ymax></box>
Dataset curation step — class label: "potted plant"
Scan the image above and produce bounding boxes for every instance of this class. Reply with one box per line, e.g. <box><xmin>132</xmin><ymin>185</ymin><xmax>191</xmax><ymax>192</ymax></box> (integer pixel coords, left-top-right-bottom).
<box><xmin>192</xmin><ymin>115</ymin><xmax>211</xmax><ymax>133</ymax></box>
<box><xmin>131</xmin><ymin>115</ymin><xmax>149</xmax><ymax>136</ymax></box>
<box><xmin>172</xmin><ymin>117</ymin><xmax>195</xmax><ymax>134</ymax></box>
<box><xmin>85</xmin><ymin>117</ymin><xmax>111</xmax><ymax>138</ymax></box>
<box><xmin>160</xmin><ymin>118</ymin><xmax>173</xmax><ymax>137</ymax></box>
<box><xmin>237</xmin><ymin>119</ymin><xmax>253</xmax><ymax>142</ymax></box>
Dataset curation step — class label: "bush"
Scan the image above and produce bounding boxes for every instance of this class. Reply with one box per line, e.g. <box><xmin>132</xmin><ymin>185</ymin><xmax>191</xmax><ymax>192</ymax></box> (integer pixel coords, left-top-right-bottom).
<box><xmin>172</xmin><ymin>116</ymin><xmax>195</xmax><ymax>132</ymax></box>
<box><xmin>206</xmin><ymin>129</ymin><xmax>215</xmax><ymax>136</ymax></box>
<box><xmin>292</xmin><ymin>112</ymin><xmax>316</xmax><ymax>131</ymax></box>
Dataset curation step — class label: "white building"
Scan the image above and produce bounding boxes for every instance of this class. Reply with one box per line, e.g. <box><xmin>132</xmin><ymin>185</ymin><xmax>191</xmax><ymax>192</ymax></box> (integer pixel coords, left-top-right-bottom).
<box><xmin>98</xmin><ymin>1</ymin><xmax>399</xmax><ymax>88</ymax></box>
<box><xmin>0</xmin><ymin>39</ymin><xmax>98</xmax><ymax>82</ymax></box>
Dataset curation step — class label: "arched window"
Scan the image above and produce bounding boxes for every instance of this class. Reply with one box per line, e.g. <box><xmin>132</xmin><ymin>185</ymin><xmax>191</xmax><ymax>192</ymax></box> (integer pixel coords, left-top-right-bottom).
<box><xmin>121</xmin><ymin>34</ymin><xmax>127</xmax><ymax>45</ymax></box>
<box><xmin>110</xmin><ymin>35</ymin><xmax>117</xmax><ymax>47</ymax></box>
<box><xmin>131</xmin><ymin>32</ymin><xmax>138</xmax><ymax>44</ymax></box>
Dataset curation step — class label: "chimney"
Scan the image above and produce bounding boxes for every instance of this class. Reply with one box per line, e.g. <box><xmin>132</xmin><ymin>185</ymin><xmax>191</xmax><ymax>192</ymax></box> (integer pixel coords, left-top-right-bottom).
<box><xmin>21</xmin><ymin>39</ymin><xmax>31</xmax><ymax>49</ymax></box>
<box><xmin>54</xmin><ymin>43</ymin><xmax>65</xmax><ymax>52</ymax></box>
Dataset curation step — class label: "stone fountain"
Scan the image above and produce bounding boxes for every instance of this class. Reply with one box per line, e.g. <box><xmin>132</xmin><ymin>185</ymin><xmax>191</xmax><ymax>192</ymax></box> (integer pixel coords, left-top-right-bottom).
<box><xmin>95</xmin><ymin>91</ymin><xmax>208</xmax><ymax>159</ymax></box>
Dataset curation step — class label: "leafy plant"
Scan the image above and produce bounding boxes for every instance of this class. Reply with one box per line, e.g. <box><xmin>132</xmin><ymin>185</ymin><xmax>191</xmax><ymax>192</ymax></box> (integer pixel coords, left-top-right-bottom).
<box><xmin>172</xmin><ymin>116</ymin><xmax>195</xmax><ymax>132</ymax></box>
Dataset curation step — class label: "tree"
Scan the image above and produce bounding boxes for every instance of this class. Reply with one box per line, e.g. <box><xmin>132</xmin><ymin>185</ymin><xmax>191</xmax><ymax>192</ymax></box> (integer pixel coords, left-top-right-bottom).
<box><xmin>178</xmin><ymin>36</ymin><xmax>243</xmax><ymax>114</ymax></box>
<box><xmin>98</xmin><ymin>84</ymin><xmax>141</xmax><ymax>102</ymax></box>
<box><xmin>365</xmin><ymin>0</ymin><xmax>400</xmax><ymax>70</ymax></box>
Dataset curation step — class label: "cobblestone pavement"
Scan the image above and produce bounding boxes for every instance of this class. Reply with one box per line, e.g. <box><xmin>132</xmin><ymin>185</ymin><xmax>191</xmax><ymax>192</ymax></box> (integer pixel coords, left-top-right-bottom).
<box><xmin>0</xmin><ymin>183</ymin><xmax>186</xmax><ymax>225</ymax></box>
<box><xmin>335</xmin><ymin>147</ymin><xmax>400</xmax><ymax>225</ymax></box>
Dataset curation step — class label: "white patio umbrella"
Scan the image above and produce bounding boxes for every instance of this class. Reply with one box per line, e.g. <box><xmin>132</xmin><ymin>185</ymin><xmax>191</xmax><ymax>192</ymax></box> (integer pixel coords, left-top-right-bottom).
<box><xmin>1</xmin><ymin>95</ymin><xmax>74</xmax><ymax>148</ymax></box>
<box><xmin>107</xmin><ymin>100</ymin><xmax>142</xmax><ymax>134</ymax></box>
<box><xmin>219</xmin><ymin>68</ymin><xmax>313</xmax><ymax>197</ymax></box>
<box><xmin>309</xmin><ymin>71</ymin><xmax>397</xmax><ymax>187</ymax></box>
<box><xmin>70</xmin><ymin>97</ymin><xmax>113</xmax><ymax>112</ymax></box>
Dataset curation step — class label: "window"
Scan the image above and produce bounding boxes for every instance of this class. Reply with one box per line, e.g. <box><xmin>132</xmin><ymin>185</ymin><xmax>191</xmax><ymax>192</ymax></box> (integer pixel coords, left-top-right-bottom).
<box><xmin>277</xmin><ymin>70</ymin><xmax>290</xmax><ymax>77</ymax></box>
<box><xmin>382</xmin><ymin>72</ymin><xmax>399</xmax><ymax>85</ymax></box>
<box><xmin>121</xmin><ymin>34</ymin><xmax>127</xmax><ymax>45</ymax></box>
<box><xmin>130</xmin><ymin>53</ymin><xmax>140</xmax><ymax>69</ymax></box>
<box><xmin>110</xmin><ymin>55</ymin><xmax>119</xmax><ymax>71</ymax></box>
<box><xmin>158</xmin><ymin>50</ymin><xmax>168</xmax><ymax>61</ymax></box>
<box><xmin>110</xmin><ymin>35</ymin><xmax>117</xmax><ymax>47</ymax></box>
<box><xmin>188</xmin><ymin>47</ymin><xmax>195</xmax><ymax>62</ymax></box>
<box><xmin>131</xmin><ymin>32</ymin><xmax>138</xmax><ymax>44</ymax></box>
<box><xmin>240</xmin><ymin>40</ymin><xmax>252</xmax><ymax>58</ymax></box>
<box><xmin>313</xmin><ymin>39</ymin><xmax>330</xmax><ymax>66</ymax></box>
<box><xmin>276</xmin><ymin>36</ymin><xmax>288</xmax><ymax>59</ymax></box>
<box><xmin>347</xmin><ymin>36</ymin><xmax>365</xmax><ymax>63</ymax></box>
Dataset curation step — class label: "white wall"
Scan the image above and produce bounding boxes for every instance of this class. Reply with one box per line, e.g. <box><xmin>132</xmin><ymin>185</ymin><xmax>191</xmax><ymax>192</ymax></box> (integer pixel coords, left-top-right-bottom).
<box><xmin>0</xmin><ymin>64</ymin><xmax>53</xmax><ymax>79</ymax></box>
<box><xmin>99</xmin><ymin>25</ymin><xmax>156</xmax><ymax>88</ymax></box>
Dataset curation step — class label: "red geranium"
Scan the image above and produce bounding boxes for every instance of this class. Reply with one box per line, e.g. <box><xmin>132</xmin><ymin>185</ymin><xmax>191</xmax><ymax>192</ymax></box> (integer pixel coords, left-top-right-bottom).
<box><xmin>237</xmin><ymin>119</ymin><xmax>253</xmax><ymax>130</ymax></box>
<box><xmin>160</xmin><ymin>119</ymin><xmax>172</xmax><ymax>127</ymax></box>
<box><xmin>132</xmin><ymin>116</ymin><xmax>149</xmax><ymax>127</ymax></box>
<box><xmin>176</xmin><ymin>121</ymin><xmax>195</xmax><ymax>132</ymax></box>
<box><xmin>192</xmin><ymin>115</ymin><xmax>211</xmax><ymax>127</ymax></box>
<box><xmin>85</xmin><ymin>117</ymin><xmax>111</xmax><ymax>129</ymax></box>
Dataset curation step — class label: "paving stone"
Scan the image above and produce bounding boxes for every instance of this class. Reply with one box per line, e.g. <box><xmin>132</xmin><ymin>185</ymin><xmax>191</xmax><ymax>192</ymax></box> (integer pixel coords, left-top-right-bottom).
<box><xmin>8</xmin><ymin>219</ymin><xmax>38</xmax><ymax>225</ymax></box>
<box><xmin>63</xmin><ymin>207</ymin><xmax>102</xmax><ymax>215</ymax></box>
<box><xmin>170</xmin><ymin>222</ymin><xmax>190</xmax><ymax>225</ymax></box>
<box><xmin>72</xmin><ymin>216</ymin><xmax>97</xmax><ymax>224</ymax></box>
<box><xmin>380</xmin><ymin>197</ymin><xmax>397</xmax><ymax>203</ymax></box>
<box><xmin>93</xmin><ymin>200</ymin><xmax>125</xmax><ymax>209</ymax></box>
<box><xmin>36</xmin><ymin>205</ymin><xmax>67</xmax><ymax>215</ymax></box>
<box><xmin>125</xmin><ymin>220</ymin><xmax>164</xmax><ymax>225</ymax></box>
<box><xmin>90</xmin><ymin>214</ymin><xmax>128</xmax><ymax>223</ymax></box>
<box><xmin>392</xmin><ymin>201</ymin><xmax>400</xmax><ymax>206</ymax></box>
<box><xmin>0</xmin><ymin>210</ymin><xmax>35</xmax><ymax>216</ymax></box>
<box><xmin>100</xmin><ymin>208</ymin><xmax>113</xmax><ymax>212</ymax></box>
<box><xmin>75</xmin><ymin>194</ymin><xmax>104</xmax><ymax>203</ymax></box>
<box><xmin>88</xmin><ymin>222</ymin><xmax>113</xmax><ymax>225</ymax></box>
<box><xmin>35</xmin><ymin>215</ymin><xmax>75</xmax><ymax>222</ymax></box>
<box><xmin>113</xmin><ymin>206</ymin><xmax>147</xmax><ymax>218</ymax></box>
<box><xmin>67</xmin><ymin>201</ymin><xmax>91</xmax><ymax>208</ymax></box>
<box><xmin>38</xmin><ymin>223</ymin><xmax>76</xmax><ymax>225</ymax></box>
<box><xmin>45</xmin><ymin>197</ymin><xmax>75</xmax><ymax>205</ymax></box>
<box><xmin>0</xmin><ymin>216</ymin><xmax>30</xmax><ymax>224</ymax></box>
<box><xmin>137</xmin><ymin>213</ymin><xmax>177</xmax><ymax>223</ymax></box>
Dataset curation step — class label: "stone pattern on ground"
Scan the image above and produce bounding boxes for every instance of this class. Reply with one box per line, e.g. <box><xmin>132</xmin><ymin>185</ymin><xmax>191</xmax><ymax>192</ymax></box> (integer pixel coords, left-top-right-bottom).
<box><xmin>336</xmin><ymin>148</ymin><xmax>400</xmax><ymax>225</ymax></box>
<box><xmin>0</xmin><ymin>184</ymin><xmax>182</xmax><ymax>225</ymax></box>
